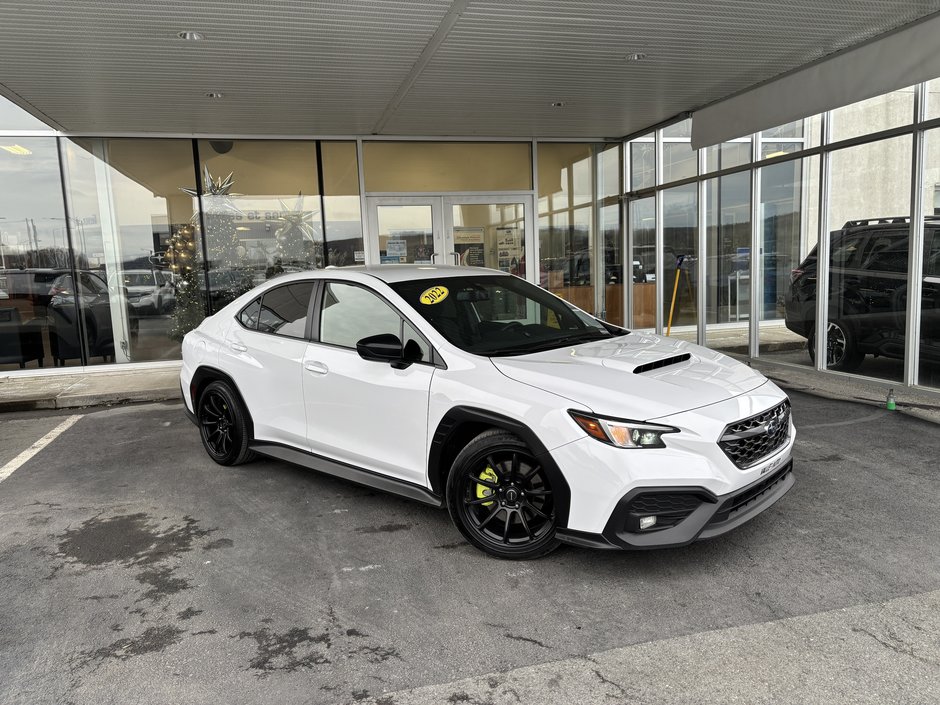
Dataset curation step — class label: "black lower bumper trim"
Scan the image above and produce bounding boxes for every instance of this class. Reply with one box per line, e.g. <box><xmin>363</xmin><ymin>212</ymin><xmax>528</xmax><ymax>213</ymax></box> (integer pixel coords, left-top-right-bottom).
<box><xmin>555</xmin><ymin>528</ymin><xmax>619</xmax><ymax>550</ymax></box>
<box><xmin>182</xmin><ymin>382</ymin><xmax>197</xmax><ymax>425</ymax></box>
<box><xmin>575</xmin><ymin>460</ymin><xmax>794</xmax><ymax>550</ymax></box>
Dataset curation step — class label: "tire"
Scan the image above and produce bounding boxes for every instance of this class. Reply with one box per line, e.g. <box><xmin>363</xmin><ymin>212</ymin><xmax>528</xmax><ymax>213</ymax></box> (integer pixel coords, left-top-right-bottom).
<box><xmin>807</xmin><ymin>318</ymin><xmax>864</xmax><ymax>372</ymax></box>
<box><xmin>197</xmin><ymin>380</ymin><xmax>256</xmax><ymax>466</ymax></box>
<box><xmin>446</xmin><ymin>429</ymin><xmax>561</xmax><ymax>560</ymax></box>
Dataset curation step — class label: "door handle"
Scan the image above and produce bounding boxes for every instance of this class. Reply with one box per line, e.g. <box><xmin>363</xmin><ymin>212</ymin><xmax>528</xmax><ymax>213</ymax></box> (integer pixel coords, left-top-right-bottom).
<box><xmin>229</xmin><ymin>342</ymin><xmax>247</xmax><ymax>352</ymax></box>
<box><xmin>450</xmin><ymin>252</ymin><xmax>460</xmax><ymax>265</ymax></box>
<box><xmin>303</xmin><ymin>361</ymin><xmax>329</xmax><ymax>375</ymax></box>
<box><xmin>431</xmin><ymin>253</ymin><xmax>442</xmax><ymax>263</ymax></box>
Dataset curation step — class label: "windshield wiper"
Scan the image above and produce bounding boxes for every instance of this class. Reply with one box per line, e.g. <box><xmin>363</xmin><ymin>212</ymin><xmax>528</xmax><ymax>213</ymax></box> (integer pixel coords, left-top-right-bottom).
<box><xmin>481</xmin><ymin>331</ymin><xmax>613</xmax><ymax>357</ymax></box>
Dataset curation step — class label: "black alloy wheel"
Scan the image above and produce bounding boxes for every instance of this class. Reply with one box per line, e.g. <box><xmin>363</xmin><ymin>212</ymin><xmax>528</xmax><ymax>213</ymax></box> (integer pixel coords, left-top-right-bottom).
<box><xmin>808</xmin><ymin>318</ymin><xmax>864</xmax><ymax>372</ymax></box>
<box><xmin>197</xmin><ymin>380</ymin><xmax>255</xmax><ymax>466</ymax></box>
<box><xmin>447</xmin><ymin>429</ymin><xmax>560</xmax><ymax>559</ymax></box>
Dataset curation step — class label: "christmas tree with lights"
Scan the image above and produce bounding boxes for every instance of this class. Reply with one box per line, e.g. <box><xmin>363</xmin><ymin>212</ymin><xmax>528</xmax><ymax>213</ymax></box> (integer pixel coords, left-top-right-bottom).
<box><xmin>169</xmin><ymin>167</ymin><xmax>244</xmax><ymax>341</ymax></box>
<box><xmin>164</xmin><ymin>223</ymin><xmax>202</xmax><ymax>341</ymax></box>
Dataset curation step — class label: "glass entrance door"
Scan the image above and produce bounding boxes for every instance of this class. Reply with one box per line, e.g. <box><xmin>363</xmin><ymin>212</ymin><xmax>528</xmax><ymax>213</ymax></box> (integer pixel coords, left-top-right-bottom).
<box><xmin>368</xmin><ymin>197</ymin><xmax>444</xmax><ymax>265</ymax></box>
<box><xmin>443</xmin><ymin>196</ymin><xmax>532</xmax><ymax>280</ymax></box>
<box><xmin>366</xmin><ymin>195</ymin><xmax>535</xmax><ymax>280</ymax></box>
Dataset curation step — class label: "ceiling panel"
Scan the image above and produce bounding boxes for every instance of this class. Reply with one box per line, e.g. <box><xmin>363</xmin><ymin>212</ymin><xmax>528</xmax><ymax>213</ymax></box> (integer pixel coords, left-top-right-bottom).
<box><xmin>0</xmin><ymin>0</ymin><xmax>938</xmax><ymax>137</ymax></box>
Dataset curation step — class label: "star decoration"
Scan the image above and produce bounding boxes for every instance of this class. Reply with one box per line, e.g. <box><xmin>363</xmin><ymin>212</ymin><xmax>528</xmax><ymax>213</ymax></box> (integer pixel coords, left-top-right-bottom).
<box><xmin>181</xmin><ymin>166</ymin><xmax>242</xmax><ymax>218</ymax></box>
<box><xmin>181</xmin><ymin>165</ymin><xmax>238</xmax><ymax>197</ymax></box>
<box><xmin>276</xmin><ymin>193</ymin><xmax>318</xmax><ymax>243</ymax></box>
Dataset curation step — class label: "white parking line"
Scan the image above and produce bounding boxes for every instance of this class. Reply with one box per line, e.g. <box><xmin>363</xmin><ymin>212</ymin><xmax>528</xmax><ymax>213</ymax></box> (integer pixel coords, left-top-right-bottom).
<box><xmin>0</xmin><ymin>414</ymin><xmax>83</xmax><ymax>484</ymax></box>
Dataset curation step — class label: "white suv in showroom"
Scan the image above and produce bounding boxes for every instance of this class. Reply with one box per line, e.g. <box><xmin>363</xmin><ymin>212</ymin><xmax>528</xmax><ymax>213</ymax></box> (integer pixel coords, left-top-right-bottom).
<box><xmin>181</xmin><ymin>266</ymin><xmax>794</xmax><ymax>559</ymax></box>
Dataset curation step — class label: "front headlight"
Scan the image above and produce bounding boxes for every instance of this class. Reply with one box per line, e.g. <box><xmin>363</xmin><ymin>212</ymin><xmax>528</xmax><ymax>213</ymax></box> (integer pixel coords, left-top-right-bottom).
<box><xmin>569</xmin><ymin>411</ymin><xmax>678</xmax><ymax>449</ymax></box>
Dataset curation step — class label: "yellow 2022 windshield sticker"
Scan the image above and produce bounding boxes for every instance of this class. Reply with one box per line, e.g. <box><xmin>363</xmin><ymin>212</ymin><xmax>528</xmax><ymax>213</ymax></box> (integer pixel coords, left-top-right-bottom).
<box><xmin>419</xmin><ymin>286</ymin><xmax>449</xmax><ymax>305</ymax></box>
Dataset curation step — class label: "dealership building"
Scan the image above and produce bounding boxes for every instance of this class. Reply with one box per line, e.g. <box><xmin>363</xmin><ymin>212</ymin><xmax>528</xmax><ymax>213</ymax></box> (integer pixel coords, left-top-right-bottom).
<box><xmin>0</xmin><ymin>1</ymin><xmax>939</xmax><ymax>392</ymax></box>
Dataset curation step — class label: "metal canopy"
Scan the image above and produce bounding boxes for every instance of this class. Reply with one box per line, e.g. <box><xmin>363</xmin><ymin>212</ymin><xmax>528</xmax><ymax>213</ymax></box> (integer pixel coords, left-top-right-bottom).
<box><xmin>1</xmin><ymin>0</ymin><xmax>939</xmax><ymax>138</ymax></box>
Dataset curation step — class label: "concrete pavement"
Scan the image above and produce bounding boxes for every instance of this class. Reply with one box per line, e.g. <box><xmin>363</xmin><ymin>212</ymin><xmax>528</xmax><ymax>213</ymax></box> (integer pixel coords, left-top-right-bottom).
<box><xmin>1</xmin><ymin>392</ymin><xmax>939</xmax><ymax>704</ymax></box>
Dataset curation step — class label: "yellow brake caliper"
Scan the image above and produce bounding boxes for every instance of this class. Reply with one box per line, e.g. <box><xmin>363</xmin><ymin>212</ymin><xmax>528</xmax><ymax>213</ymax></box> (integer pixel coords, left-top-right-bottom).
<box><xmin>476</xmin><ymin>466</ymin><xmax>498</xmax><ymax>507</ymax></box>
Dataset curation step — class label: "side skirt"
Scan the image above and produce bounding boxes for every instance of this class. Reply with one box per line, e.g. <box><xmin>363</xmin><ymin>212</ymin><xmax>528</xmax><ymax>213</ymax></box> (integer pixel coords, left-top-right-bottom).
<box><xmin>249</xmin><ymin>442</ymin><xmax>444</xmax><ymax>508</ymax></box>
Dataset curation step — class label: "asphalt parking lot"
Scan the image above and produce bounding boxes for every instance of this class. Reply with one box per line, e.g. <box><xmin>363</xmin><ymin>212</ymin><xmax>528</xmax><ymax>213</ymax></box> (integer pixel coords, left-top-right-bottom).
<box><xmin>1</xmin><ymin>392</ymin><xmax>938</xmax><ymax>704</ymax></box>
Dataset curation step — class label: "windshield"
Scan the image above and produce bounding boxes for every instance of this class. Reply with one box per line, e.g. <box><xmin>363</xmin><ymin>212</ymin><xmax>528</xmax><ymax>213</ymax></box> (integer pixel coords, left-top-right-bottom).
<box><xmin>390</xmin><ymin>275</ymin><xmax>626</xmax><ymax>356</ymax></box>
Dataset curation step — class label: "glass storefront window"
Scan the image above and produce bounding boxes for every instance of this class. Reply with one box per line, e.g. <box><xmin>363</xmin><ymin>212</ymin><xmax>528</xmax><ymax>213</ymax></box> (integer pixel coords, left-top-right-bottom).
<box><xmin>601</xmin><ymin>203</ymin><xmax>623</xmax><ymax>326</ymax></box>
<box><xmin>662</xmin><ymin>119</ymin><xmax>696</xmax><ymax>184</ymax></box>
<box><xmin>759</xmin><ymin>156</ymin><xmax>819</xmax><ymax>360</ymax></box>
<box><xmin>762</xmin><ymin>122</ymin><xmax>803</xmax><ymax>139</ymax></box>
<box><xmin>321</xmin><ymin>141</ymin><xmax>362</xmax><ymax>266</ymax></box>
<box><xmin>824</xmin><ymin>137</ymin><xmax>912</xmax><ymax>381</ymax></box>
<box><xmin>629</xmin><ymin>134</ymin><xmax>655</xmax><ymax>191</ymax></box>
<box><xmin>629</xmin><ymin>197</ymin><xmax>655</xmax><ymax>329</ymax></box>
<box><xmin>662</xmin><ymin>121</ymin><xmax>692</xmax><ymax>139</ymax></box>
<box><xmin>704</xmin><ymin>173</ymin><xmax>751</xmax><ymax>351</ymax></box>
<box><xmin>928</xmin><ymin>78</ymin><xmax>940</xmax><ymax>120</ymax></box>
<box><xmin>761</xmin><ymin>142</ymin><xmax>801</xmax><ymax>160</ymax></box>
<box><xmin>919</xmin><ymin>129</ymin><xmax>940</xmax><ymax>389</ymax></box>
<box><xmin>363</xmin><ymin>142</ymin><xmax>531</xmax><ymax>192</ymax></box>
<box><xmin>64</xmin><ymin>138</ymin><xmax>200</xmax><ymax>364</ymax></box>
<box><xmin>663</xmin><ymin>184</ymin><xmax>698</xmax><ymax>329</ymax></box>
<box><xmin>598</xmin><ymin>144</ymin><xmax>622</xmax><ymax>324</ymax></box>
<box><xmin>0</xmin><ymin>137</ymin><xmax>78</xmax><ymax>371</ymax></box>
<box><xmin>762</xmin><ymin>117</ymin><xmax>822</xmax><ymax>151</ymax></box>
<box><xmin>197</xmin><ymin>140</ymin><xmax>322</xmax><ymax>311</ymax></box>
<box><xmin>829</xmin><ymin>88</ymin><xmax>916</xmax><ymax>142</ymax></box>
<box><xmin>538</xmin><ymin>143</ymin><xmax>596</xmax><ymax>314</ymax></box>
<box><xmin>662</xmin><ymin>141</ymin><xmax>696</xmax><ymax>184</ymax></box>
<box><xmin>598</xmin><ymin>144</ymin><xmax>620</xmax><ymax>200</ymax></box>
<box><xmin>704</xmin><ymin>141</ymin><xmax>751</xmax><ymax>173</ymax></box>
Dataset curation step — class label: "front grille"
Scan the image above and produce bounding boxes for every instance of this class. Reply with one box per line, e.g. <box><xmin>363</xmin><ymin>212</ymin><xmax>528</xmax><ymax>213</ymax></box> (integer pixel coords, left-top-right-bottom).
<box><xmin>624</xmin><ymin>492</ymin><xmax>708</xmax><ymax>530</ymax></box>
<box><xmin>710</xmin><ymin>462</ymin><xmax>792</xmax><ymax>524</ymax></box>
<box><xmin>718</xmin><ymin>400</ymin><xmax>791</xmax><ymax>469</ymax></box>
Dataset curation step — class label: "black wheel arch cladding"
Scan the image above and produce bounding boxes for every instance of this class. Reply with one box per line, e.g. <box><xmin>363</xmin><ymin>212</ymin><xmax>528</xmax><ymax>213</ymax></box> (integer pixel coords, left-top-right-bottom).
<box><xmin>428</xmin><ymin>405</ymin><xmax>571</xmax><ymax>528</ymax></box>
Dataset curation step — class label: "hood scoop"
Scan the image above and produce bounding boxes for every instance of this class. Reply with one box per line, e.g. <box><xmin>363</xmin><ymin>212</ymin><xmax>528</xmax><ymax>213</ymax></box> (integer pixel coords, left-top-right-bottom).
<box><xmin>632</xmin><ymin>353</ymin><xmax>692</xmax><ymax>374</ymax></box>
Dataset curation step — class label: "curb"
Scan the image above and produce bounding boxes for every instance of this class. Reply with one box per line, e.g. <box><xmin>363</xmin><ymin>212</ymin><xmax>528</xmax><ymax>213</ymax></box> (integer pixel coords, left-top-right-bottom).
<box><xmin>0</xmin><ymin>389</ymin><xmax>180</xmax><ymax>413</ymax></box>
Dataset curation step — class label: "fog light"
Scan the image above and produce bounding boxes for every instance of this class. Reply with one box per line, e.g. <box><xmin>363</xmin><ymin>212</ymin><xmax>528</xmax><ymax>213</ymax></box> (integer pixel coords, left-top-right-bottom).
<box><xmin>639</xmin><ymin>516</ymin><xmax>657</xmax><ymax>530</ymax></box>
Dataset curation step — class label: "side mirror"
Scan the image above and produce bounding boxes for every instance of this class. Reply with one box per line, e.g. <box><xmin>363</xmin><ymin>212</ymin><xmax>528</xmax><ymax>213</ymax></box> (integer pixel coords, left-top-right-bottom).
<box><xmin>356</xmin><ymin>333</ymin><xmax>403</xmax><ymax>363</ymax></box>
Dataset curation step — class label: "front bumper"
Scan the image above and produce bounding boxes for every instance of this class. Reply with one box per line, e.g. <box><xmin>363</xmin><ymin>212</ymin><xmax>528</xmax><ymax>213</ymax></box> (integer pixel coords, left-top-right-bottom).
<box><xmin>556</xmin><ymin>459</ymin><xmax>794</xmax><ymax>550</ymax></box>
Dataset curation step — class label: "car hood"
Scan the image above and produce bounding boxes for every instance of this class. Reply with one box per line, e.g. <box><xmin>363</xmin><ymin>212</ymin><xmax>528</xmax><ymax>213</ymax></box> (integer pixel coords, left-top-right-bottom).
<box><xmin>490</xmin><ymin>333</ymin><xmax>767</xmax><ymax>420</ymax></box>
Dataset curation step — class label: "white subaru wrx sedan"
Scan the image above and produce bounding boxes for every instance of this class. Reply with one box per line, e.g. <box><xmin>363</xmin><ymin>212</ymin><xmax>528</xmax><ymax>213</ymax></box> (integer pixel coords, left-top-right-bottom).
<box><xmin>181</xmin><ymin>265</ymin><xmax>794</xmax><ymax>559</ymax></box>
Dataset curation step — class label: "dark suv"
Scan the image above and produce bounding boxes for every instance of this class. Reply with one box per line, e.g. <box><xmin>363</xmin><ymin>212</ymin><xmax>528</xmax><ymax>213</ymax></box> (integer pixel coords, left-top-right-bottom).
<box><xmin>785</xmin><ymin>216</ymin><xmax>940</xmax><ymax>371</ymax></box>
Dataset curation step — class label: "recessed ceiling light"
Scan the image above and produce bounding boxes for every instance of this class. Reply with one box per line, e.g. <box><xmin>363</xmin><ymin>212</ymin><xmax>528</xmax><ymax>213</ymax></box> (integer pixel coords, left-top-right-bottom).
<box><xmin>551</xmin><ymin>101</ymin><xmax>566</xmax><ymax>108</ymax></box>
<box><xmin>178</xmin><ymin>31</ymin><xmax>205</xmax><ymax>41</ymax></box>
<box><xmin>205</xmin><ymin>92</ymin><xmax>224</xmax><ymax>99</ymax></box>
<box><xmin>625</xmin><ymin>52</ymin><xmax>648</xmax><ymax>61</ymax></box>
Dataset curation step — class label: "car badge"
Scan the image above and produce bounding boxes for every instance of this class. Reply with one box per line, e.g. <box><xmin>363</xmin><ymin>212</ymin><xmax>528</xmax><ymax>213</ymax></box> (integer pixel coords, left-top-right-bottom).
<box><xmin>766</xmin><ymin>408</ymin><xmax>783</xmax><ymax>436</ymax></box>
